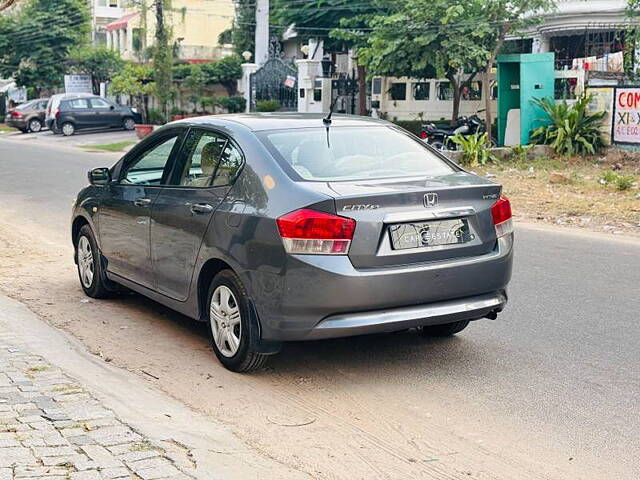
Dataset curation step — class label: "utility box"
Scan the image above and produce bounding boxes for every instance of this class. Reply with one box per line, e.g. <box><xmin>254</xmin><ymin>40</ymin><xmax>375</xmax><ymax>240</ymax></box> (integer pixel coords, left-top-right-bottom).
<box><xmin>497</xmin><ymin>53</ymin><xmax>555</xmax><ymax>146</ymax></box>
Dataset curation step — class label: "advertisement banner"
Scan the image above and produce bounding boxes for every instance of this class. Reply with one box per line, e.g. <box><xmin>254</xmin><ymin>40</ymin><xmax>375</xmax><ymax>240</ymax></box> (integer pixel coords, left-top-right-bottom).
<box><xmin>613</xmin><ymin>87</ymin><xmax>640</xmax><ymax>144</ymax></box>
<box><xmin>586</xmin><ymin>87</ymin><xmax>614</xmax><ymax>145</ymax></box>
<box><xmin>64</xmin><ymin>75</ymin><xmax>93</xmax><ymax>94</ymax></box>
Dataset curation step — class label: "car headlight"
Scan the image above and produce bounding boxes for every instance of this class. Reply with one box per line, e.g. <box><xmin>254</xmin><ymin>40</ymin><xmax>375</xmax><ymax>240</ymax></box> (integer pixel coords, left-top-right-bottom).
<box><xmin>131</xmin><ymin>107</ymin><xmax>138</xmax><ymax>113</ymax></box>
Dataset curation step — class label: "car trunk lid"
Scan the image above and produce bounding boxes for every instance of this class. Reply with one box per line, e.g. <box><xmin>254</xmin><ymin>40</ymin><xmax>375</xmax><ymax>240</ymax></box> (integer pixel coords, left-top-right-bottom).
<box><xmin>321</xmin><ymin>172</ymin><xmax>502</xmax><ymax>268</ymax></box>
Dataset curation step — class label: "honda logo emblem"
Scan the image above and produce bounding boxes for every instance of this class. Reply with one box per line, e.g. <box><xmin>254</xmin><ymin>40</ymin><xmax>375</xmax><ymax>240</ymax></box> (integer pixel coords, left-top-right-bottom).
<box><xmin>424</xmin><ymin>193</ymin><xmax>438</xmax><ymax>208</ymax></box>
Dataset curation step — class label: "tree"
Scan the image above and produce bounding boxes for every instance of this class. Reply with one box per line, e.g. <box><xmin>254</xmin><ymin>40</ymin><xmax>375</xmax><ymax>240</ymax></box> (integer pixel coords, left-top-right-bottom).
<box><xmin>348</xmin><ymin>0</ymin><xmax>555</xmax><ymax>125</ymax></box>
<box><xmin>201</xmin><ymin>55</ymin><xmax>243</xmax><ymax>96</ymax></box>
<box><xmin>0</xmin><ymin>0</ymin><xmax>90</xmax><ymax>93</ymax></box>
<box><xmin>110</xmin><ymin>62</ymin><xmax>155</xmax><ymax>123</ymax></box>
<box><xmin>273</xmin><ymin>0</ymin><xmax>387</xmax><ymax>115</ymax></box>
<box><xmin>183</xmin><ymin>65</ymin><xmax>206</xmax><ymax>112</ymax></box>
<box><xmin>229</xmin><ymin>0</ymin><xmax>255</xmax><ymax>57</ymax></box>
<box><xmin>67</xmin><ymin>46</ymin><xmax>124</xmax><ymax>94</ymax></box>
<box><xmin>152</xmin><ymin>0</ymin><xmax>173</xmax><ymax>120</ymax></box>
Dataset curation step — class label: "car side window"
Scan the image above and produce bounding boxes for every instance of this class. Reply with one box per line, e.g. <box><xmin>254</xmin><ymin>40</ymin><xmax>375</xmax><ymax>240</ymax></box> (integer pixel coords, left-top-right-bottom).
<box><xmin>213</xmin><ymin>142</ymin><xmax>243</xmax><ymax>187</ymax></box>
<box><xmin>69</xmin><ymin>99</ymin><xmax>89</xmax><ymax>109</ymax></box>
<box><xmin>90</xmin><ymin>98</ymin><xmax>111</xmax><ymax>109</ymax></box>
<box><xmin>120</xmin><ymin>135</ymin><xmax>179</xmax><ymax>186</ymax></box>
<box><xmin>175</xmin><ymin>130</ymin><xmax>243</xmax><ymax>188</ymax></box>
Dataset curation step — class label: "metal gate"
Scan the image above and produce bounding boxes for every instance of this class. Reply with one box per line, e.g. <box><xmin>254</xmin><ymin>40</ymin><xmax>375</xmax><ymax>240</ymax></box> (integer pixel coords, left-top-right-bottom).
<box><xmin>250</xmin><ymin>41</ymin><xmax>298</xmax><ymax>111</ymax></box>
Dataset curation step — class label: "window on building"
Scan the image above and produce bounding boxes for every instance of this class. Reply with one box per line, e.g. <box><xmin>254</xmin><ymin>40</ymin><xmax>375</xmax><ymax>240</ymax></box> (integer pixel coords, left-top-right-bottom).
<box><xmin>372</xmin><ymin>78</ymin><xmax>382</xmax><ymax>95</ymax></box>
<box><xmin>436</xmin><ymin>82</ymin><xmax>453</xmax><ymax>101</ymax></box>
<box><xmin>389</xmin><ymin>83</ymin><xmax>407</xmax><ymax>101</ymax></box>
<box><xmin>313</xmin><ymin>79</ymin><xmax>322</xmax><ymax>102</ymax></box>
<box><xmin>412</xmin><ymin>82</ymin><xmax>430</xmax><ymax>101</ymax></box>
<box><xmin>461</xmin><ymin>81</ymin><xmax>482</xmax><ymax>101</ymax></box>
<box><xmin>94</xmin><ymin>31</ymin><xmax>107</xmax><ymax>45</ymax></box>
<box><xmin>109</xmin><ymin>0</ymin><xmax>118</xmax><ymax>7</ymax></box>
<box><xmin>555</xmin><ymin>78</ymin><xmax>577</xmax><ymax>100</ymax></box>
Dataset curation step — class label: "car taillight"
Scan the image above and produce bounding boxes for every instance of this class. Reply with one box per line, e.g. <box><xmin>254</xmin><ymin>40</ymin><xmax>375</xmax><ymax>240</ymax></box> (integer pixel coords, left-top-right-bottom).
<box><xmin>276</xmin><ymin>209</ymin><xmax>356</xmax><ymax>255</ymax></box>
<box><xmin>419</xmin><ymin>131</ymin><xmax>428</xmax><ymax>139</ymax></box>
<box><xmin>55</xmin><ymin>109</ymin><xmax>60</xmax><ymax>118</ymax></box>
<box><xmin>11</xmin><ymin>111</ymin><xmax>23</xmax><ymax>118</ymax></box>
<box><xmin>491</xmin><ymin>195</ymin><xmax>513</xmax><ymax>238</ymax></box>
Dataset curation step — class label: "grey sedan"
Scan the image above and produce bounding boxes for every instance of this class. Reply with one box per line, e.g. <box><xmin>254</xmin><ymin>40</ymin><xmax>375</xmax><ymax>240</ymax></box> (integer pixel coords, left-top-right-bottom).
<box><xmin>71</xmin><ymin>114</ymin><xmax>513</xmax><ymax>372</ymax></box>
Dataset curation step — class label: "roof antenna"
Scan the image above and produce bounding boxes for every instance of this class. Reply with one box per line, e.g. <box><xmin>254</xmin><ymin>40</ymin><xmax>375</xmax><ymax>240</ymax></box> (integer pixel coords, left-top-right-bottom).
<box><xmin>323</xmin><ymin>95</ymin><xmax>340</xmax><ymax>148</ymax></box>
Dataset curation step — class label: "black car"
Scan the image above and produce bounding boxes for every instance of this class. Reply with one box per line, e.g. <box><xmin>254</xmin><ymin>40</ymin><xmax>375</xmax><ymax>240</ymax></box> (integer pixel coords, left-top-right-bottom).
<box><xmin>56</xmin><ymin>96</ymin><xmax>137</xmax><ymax>136</ymax></box>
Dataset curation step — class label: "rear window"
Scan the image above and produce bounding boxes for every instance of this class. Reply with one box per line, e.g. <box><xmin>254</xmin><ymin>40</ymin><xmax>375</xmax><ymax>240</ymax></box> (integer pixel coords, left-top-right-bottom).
<box><xmin>260</xmin><ymin>126</ymin><xmax>455</xmax><ymax>182</ymax></box>
<box><xmin>15</xmin><ymin>101</ymin><xmax>35</xmax><ymax>111</ymax></box>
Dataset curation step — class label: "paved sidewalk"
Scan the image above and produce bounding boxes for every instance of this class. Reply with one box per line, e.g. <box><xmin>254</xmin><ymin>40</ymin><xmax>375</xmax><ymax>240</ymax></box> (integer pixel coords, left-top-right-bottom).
<box><xmin>0</xmin><ymin>343</ymin><xmax>190</xmax><ymax>480</ymax></box>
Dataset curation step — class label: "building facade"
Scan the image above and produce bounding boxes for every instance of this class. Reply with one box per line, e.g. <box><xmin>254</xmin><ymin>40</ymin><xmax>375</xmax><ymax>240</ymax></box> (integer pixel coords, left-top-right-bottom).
<box><xmin>91</xmin><ymin>0</ymin><xmax>125</xmax><ymax>46</ymax></box>
<box><xmin>105</xmin><ymin>0</ymin><xmax>233</xmax><ymax>62</ymax></box>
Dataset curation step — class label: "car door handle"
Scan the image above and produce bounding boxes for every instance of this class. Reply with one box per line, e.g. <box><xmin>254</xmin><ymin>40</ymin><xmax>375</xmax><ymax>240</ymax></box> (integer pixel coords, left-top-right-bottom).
<box><xmin>134</xmin><ymin>197</ymin><xmax>152</xmax><ymax>207</ymax></box>
<box><xmin>190</xmin><ymin>203</ymin><xmax>214</xmax><ymax>214</ymax></box>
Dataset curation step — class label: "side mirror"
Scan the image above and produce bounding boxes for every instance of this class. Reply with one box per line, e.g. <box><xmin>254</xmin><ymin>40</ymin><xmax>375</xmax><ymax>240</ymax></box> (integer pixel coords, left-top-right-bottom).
<box><xmin>88</xmin><ymin>167</ymin><xmax>111</xmax><ymax>186</ymax></box>
<box><xmin>110</xmin><ymin>105</ymin><xmax>115</xmax><ymax>110</ymax></box>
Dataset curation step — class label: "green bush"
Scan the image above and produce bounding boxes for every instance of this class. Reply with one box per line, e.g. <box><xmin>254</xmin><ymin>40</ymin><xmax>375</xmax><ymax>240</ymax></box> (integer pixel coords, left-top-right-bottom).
<box><xmin>147</xmin><ymin>108</ymin><xmax>165</xmax><ymax>125</ymax></box>
<box><xmin>530</xmin><ymin>95</ymin><xmax>606</xmax><ymax>157</ymax></box>
<box><xmin>392</xmin><ymin>120</ymin><xmax>423</xmax><ymax>136</ymax></box>
<box><xmin>510</xmin><ymin>144</ymin><xmax>533</xmax><ymax>163</ymax></box>
<box><xmin>256</xmin><ymin>100</ymin><xmax>281</xmax><ymax>112</ymax></box>
<box><xmin>451</xmin><ymin>132</ymin><xmax>497</xmax><ymax>168</ymax></box>
<box><xmin>217</xmin><ymin>96</ymin><xmax>246</xmax><ymax>113</ymax></box>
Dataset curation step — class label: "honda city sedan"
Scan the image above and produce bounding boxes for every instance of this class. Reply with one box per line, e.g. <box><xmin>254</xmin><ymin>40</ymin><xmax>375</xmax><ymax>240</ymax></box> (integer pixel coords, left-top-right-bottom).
<box><xmin>71</xmin><ymin>114</ymin><xmax>513</xmax><ymax>372</ymax></box>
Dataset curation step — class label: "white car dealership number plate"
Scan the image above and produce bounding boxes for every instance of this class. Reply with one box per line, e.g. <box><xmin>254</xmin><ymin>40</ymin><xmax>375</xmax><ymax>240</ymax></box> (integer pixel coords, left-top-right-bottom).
<box><xmin>389</xmin><ymin>219</ymin><xmax>472</xmax><ymax>250</ymax></box>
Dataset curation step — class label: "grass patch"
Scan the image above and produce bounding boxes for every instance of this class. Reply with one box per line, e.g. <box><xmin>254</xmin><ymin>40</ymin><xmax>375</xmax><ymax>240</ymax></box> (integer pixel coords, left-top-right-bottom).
<box><xmin>83</xmin><ymin>141</ymin><xmax>136</xmax><ymax>152</ymax></box>
<box><xmin>26</xmin><ymin>365</ymin><xmax>48</xmax><ymax>373</ymax></box>
<box><xmin>0</xmin><ymin>123</ymin><xmax>16</xmax><ymax>133</ymax></box>
<box><xmin>130</xmin><ymin>441</ymin><xmax>157</xmax><ymax>452</ymax></box>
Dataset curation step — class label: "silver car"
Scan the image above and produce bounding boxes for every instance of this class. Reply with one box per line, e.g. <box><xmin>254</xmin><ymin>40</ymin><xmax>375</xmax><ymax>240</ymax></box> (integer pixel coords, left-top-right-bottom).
<box><xmin>71</xmin><ymin>114</ymin><xmax>513</xmax><ymax>372</ymax></box>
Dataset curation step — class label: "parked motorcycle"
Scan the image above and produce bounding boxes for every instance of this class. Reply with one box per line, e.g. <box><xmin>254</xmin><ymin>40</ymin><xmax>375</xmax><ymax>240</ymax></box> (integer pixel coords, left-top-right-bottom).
<box><xmin>420</xmin><ymin>114</ymin><xmax>494</xmax><ymax>151</ymax></box>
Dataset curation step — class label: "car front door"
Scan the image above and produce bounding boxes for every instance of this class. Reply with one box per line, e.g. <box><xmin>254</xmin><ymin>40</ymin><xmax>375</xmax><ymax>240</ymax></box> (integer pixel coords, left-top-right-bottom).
<box><xmin>89</xmin><ymin>97</ymin><xmax>120</xmax><ymax>128</ymax></box>
<box><xmin>150</xmin><ymin>128</ymin><xmax>245</xmax><ymax>301</ymax></box>
<box><xmin>98</xmin><ymin>129</ymin><xmax>185</xmax><ymax>288</ymax></box>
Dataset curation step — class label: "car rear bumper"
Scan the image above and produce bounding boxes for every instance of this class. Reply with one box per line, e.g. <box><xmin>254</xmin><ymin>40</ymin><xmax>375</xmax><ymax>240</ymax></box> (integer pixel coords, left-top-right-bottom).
<box><xmin>252</xmin><ymin>234</ymin><xmax>513</xmax><ymax>341</ymax></box>
<box><xmin>304</xmin><ymin>291</ymin><xmax>506</xmax><ymax>340</ymax></box>
<box><xmin>4</xmin><ymin>118</ymin><xmax>26</xmax><ymax>129</ymax></box>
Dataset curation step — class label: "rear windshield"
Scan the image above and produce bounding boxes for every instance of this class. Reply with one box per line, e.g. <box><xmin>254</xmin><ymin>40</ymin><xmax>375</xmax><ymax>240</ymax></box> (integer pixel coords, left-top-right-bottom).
<box><xmin>259</xmin><ymin>126</ymin><xmax>455</xmax><ymax>182</ymax></box>
<box><xmin>15</xmin><ymin>101</ymin><xmax>35</xmax><ymax>111</ymax></box>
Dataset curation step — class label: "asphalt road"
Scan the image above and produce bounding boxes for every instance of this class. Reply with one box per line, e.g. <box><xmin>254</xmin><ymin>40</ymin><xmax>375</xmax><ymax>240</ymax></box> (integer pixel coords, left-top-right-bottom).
<box><xmin>1</xmin><ymin>137</ymin><xmax>639</xmax><ymax>478</ymax></box>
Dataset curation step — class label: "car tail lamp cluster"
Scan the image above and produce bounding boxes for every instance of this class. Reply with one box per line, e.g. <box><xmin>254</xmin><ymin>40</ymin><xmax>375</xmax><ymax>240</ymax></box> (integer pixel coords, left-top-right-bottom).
<box><xmin>277</xmin><ymin>209</ymin><xmax>356</xmax><ymax>255</ymax></box>
<box><xmin>10</xmin><ymin>111</ymin><xmax>23</xmax><ymax>119</ymax></box>
<box><xmin>491</xmin><ymin>195</ymin><xmax>513</xmax><ymax>238</ymax></box>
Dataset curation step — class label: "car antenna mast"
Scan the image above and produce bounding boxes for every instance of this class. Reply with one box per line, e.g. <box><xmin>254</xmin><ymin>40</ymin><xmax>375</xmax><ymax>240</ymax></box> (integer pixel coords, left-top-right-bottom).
<box><xmin>323</xmin><ymin>95</ymin><xmax>341</xmax><ymax>148</ymax></box>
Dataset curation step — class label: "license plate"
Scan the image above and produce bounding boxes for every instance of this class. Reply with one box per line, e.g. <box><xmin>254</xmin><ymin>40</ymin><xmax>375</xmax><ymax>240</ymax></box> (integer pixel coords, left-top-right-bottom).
<box><xmin>389</xmin><ymin>219</ymin><xmax>472</xmax><ymax>250</ymax></box>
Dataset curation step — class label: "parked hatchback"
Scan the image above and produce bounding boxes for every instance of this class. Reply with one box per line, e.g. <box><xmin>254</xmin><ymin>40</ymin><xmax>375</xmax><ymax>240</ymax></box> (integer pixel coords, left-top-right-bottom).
<box><xmin>4</xmin><ymin>98</ymin><xmax>48</xmax><ymax>133</ymax></box>
<box><xmin>71</xmin><ymin>114</ymin><xmax>513</xmax><ymax>372</ymax></box>
<box><xmin>52</xmin><ymin>95</ymin><xmax>137</xmax><ymax>136</ymax></box>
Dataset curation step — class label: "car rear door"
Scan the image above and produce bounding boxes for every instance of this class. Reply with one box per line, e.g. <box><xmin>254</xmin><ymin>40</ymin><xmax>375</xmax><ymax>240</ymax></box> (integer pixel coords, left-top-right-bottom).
<box><xmin>98</xmin><ymin>128</ymin><xmax>186</xmax><ymax>288</ymax></box>
<box><xmin>89</xmin><ymin>97</ymin><xmax>120</xmax><ymax>128</ymax></box>
<box><xmin>150</xmin><ymin>128</ymin><xmax>244</xmax><ymax>301</ymax></box>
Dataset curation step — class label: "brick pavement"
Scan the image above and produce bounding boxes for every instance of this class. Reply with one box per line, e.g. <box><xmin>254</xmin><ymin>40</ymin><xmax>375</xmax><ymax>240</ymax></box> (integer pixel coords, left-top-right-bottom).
<box><xmin>0</xmin><ymin>343</ymin><xmax>193</xmax><ymax>480</ymax></box>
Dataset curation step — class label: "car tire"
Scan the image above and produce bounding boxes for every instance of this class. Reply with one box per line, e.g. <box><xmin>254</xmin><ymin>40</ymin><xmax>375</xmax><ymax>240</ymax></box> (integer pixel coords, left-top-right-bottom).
<box><xmin>122</xmin><ymin>117</ymin><xmax>135</xmax><ymax>131</ymax></box>
<box><xmin>18</xmin><ymin>128</ymin><xmax>28</xmax><ymax>134</ymax></box>
<box><xmin>207</xmin><ymin>270</ymin><xmax>269</xmax><ymax>373</ymax></box>
<box><xmin>76</xmin><ymin>225</ymin><xmax>114</xmax><ymax>299</ymax></box>
<box><xmin>61</xmin><ymin>122</ymin><xmax>75</xmax><ymax>136</ymax></box>
<box><xmin>28</xmin><ymin>118</ymin><xmax>42</xmax><ymax>133</ymax></box>
<box><xmin>420</xmin><ymin>320</ymin><xmax>470</xmax><ymax>337</ymax></box>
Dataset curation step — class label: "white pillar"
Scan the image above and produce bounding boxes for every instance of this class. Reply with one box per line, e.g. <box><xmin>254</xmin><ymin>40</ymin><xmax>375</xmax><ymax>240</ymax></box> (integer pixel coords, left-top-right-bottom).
<box><xmin>126</xmin><ymin>24</ymin><xmax>133</xmax><ymax>53</ymax></box>
<box><xmin>241</xmin><ymin>63</ymin><xmax>258</xmax><ymax>113</ymax></box>
<box><xmin>106</xmin><ymin>30</ymin><xmax>112</xmax><ymax>49</ymax></box>
<box><xmin>532</xmin><ymin>34</ymin><xmax>550</xmax><ymax>54</ymax></box>
<box><xmin>296</xmin><ymin>58</ymin><xmax>322</xmax><ymax>113</ymax></box>
<box><xmin>255</xmin><ymin>0</ymin><xmax>269</xmax><ymax>66</ymax></box>
<box><xmin>119</xmin><ymin>29</ymin><xmax>126</xmax><ymax>53</ymax></box>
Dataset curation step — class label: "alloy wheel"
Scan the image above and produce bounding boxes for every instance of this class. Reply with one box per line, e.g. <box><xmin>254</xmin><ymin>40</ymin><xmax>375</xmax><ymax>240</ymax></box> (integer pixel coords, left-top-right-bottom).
<box><xmin>77</xmin><ymin>236</ymin><xmax>94</xmax><ymax>288</ymax></box>
<box><xmin>210</xmin><ymin>285</ymin><xmax>242</xmax><ymax>358</ymax></box>
<box><xmin>62</xmin><ymin>123</ymin><xmax>74</xmax><ymax>136</ymax></box>
<box><xmin>29</xmin><ymin>119</ymin><xmax>42</xmax><ymax>132</ymax></box>
<box><xmin>123</xmin><ymin>118</ymin><xmax>135</xmax><ymax>130</ymax></box>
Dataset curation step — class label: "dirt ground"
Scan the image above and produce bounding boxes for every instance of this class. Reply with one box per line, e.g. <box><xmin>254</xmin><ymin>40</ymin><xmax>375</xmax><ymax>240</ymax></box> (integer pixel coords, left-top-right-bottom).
<box><xmin>481</xmin><ymin>149</ymin><xmax>640</xmax><ymax>236</ymax></box>
<box><xmin>0</xmin><ymin>211</ymin><xmax>620</xmax><ymax>479</ymax></box>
